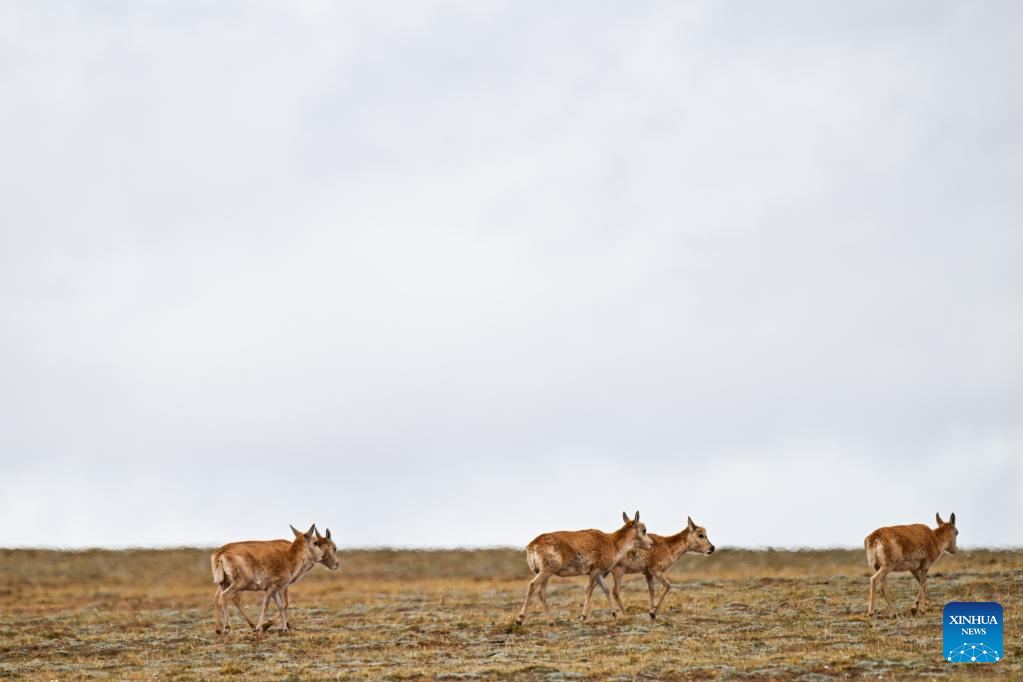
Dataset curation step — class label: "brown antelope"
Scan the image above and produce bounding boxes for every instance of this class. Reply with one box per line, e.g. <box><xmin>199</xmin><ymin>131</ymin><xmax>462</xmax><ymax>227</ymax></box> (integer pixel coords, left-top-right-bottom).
<box><xmin>864</xmin><ymin>512</ymin><xmax>958</xmax><ymax>619</ymax></box>
<box><xmin>515</xmin><ymin>511</ymin><xmax>653</xmax><ymax>626</ymax></box>
<box><xmin>608</xmin><ymin>516</ymin><xmax>714</xmax><ymax>620</ymax></box>
<box><xmin>211</xmin><ymin>524</ymin><xmax>340</xmax><ymax>634</ymax></box>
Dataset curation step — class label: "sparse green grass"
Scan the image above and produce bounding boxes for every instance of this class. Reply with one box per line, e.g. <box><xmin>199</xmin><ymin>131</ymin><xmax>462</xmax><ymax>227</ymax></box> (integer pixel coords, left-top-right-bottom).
<box><xmin>1</xmin><ymin>548</ymin><xmax>1020</xmax><ymax>679</ymax></box>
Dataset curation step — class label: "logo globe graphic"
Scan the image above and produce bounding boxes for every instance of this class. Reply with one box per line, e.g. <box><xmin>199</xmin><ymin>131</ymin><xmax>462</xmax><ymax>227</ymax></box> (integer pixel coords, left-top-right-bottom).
<box><xmin>947</xmin><ymin>643</ymin><xmax>999</xmax><ymax>663</ymax></box>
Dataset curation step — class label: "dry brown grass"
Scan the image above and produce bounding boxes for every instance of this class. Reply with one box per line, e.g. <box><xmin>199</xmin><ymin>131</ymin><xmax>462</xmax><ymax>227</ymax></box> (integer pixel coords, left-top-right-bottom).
<box><xmin>1</xmin><ymin>547</ymin><xmax>1020</xmax><ymax>679</ymax></box>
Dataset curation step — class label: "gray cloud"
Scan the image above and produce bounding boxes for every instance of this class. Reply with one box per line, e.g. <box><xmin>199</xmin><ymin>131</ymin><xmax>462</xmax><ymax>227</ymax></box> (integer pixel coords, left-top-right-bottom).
<box><xmin>1</xmin><ymin>1</ymin><xmax>1021</xmax><ymax>548</ymax></box>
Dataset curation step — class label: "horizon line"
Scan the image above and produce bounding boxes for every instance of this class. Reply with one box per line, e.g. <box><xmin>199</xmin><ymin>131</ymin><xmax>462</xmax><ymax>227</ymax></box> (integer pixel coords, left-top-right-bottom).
<box><xmin>2</xmin><ymin>543</ymin><xmax>1020</xmax><ymax>552</ymax></box>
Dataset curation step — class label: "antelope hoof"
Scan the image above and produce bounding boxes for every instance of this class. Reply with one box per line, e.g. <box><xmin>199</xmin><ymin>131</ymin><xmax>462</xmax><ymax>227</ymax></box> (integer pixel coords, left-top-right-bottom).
<box><xmin>261</xmin><ymin>621</ymin><xmax>275</xmax><ymax>632</ymax></box>
<box><xmin>649</xmin><ymin>611</ymin><xmax>657</xmax><ymax>621</ymax></box>
<box><xmin>215</xmin><ymin>627</ymin><xmax>225</xmax><ymax>635</ymax></box>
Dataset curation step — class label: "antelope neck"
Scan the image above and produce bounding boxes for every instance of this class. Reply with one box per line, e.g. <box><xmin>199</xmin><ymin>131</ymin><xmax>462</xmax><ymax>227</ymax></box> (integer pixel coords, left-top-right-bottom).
<box><xmin>288</xmin><ymin>540</ymin><xmax>317</xmax><ymax>581</ymax></box>
<box><xmin>610</xmin><ymin>525</ymin><xmax>633</xmax><ymax>552</ymax></box>
<box><xmin>664</xmin><ymin>528</ymin><xmax>693</xmax><ymax>557</ymax></box>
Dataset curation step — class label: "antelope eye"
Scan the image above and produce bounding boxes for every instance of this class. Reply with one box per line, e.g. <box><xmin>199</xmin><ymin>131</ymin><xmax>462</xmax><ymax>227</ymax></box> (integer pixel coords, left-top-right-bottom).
<box><xmin>698</xmin><ymin>533</ymin><xmax>704</xmax><ymax>538</ymax></box>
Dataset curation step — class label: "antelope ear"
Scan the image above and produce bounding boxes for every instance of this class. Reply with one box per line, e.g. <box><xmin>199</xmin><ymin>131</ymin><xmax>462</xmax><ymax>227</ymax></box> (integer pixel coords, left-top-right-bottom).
<box><xmin>687</xmin><ymin>516</ymin><xmax>697</xmax><ymax>531</ymax></box>
<box><xmin>314</xmin><ymin>527</ymin><xmax>323</xmax><ymax>540</ymax></box>
<box><xmin>290</xmin><ymin>524</ymin><xmax>302</xmax><ymax>538</ymax></box>
<box><xmin>936</xmin><ymin>513</ymin><xmax>944</xmax><ymax>525</ymax></box>
<box><xmin>623</xmin><ymin>511</ymin><xmax>630</xmax><ymax>524</ymax></box>
<box><xmin>305</xmin><ymin>524</ymin><xmax>317</xmax><ymax>540</ymax></box>
<box><xmin>949</xmin><ymin>513</ymin><xmax>956</xmax><ymax>527</ymax></box>
<box><xmin>633</xmin><ymin>511</ymin><xmax>640</xmax><ymax>524</ymax></box>
<box><xmin>325</xmin><ymin>528</ymin><xmax>332</xmax><ymax>540</ymax></box>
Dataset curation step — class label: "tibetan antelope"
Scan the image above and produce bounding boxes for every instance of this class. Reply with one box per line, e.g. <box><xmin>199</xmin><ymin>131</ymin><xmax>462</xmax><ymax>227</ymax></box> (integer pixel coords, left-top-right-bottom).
<box><xmin>864</xmin><ymin>512</ymin><xmax>958</xmax><ymax>618</ymax></box>
<box><xmin>211</xmin><ymin>524</ymin><xmax>340</xmax><ymax>634</ymax></box>
<box><xmin>515</xmin><ymin>511</ymin><xmax>653</xmax><ymax>626</ymax></box>
<box><xmin>609</xmin><ymin>516</ymin><xmax>715</xmax><ymax>619</ymax></box>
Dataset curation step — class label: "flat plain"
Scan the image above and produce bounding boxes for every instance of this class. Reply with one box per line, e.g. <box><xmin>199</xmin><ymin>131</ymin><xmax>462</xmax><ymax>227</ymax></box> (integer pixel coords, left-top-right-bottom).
<box><xmin>1</xmin><ymin>547</ymin><xmax>1019</xmax><ymax>680</ymax></box>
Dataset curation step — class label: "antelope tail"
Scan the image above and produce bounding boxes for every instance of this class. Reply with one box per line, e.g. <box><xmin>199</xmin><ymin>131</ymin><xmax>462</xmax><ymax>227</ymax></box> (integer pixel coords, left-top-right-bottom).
<box><xmin>211</xmin><ymin>555</ymin><xmax>225</xmax><ymax>585</ymax></box>
<box><xmin>864</xmin><ymin>539</ymin><xmax>880</xmax><ymax>571</ymax></box>
<box><xmin>526</xmin><ymin>548</ymin><xmax>539</xmax><ymax>575</ymax></box>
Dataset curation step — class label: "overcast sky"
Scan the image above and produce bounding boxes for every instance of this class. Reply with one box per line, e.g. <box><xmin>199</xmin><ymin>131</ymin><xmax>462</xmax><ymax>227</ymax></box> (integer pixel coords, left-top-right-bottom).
<box><xmin>1</xmin><ymin>2</ymin><xmax>1021</xmax><ymax>549</ymax></box>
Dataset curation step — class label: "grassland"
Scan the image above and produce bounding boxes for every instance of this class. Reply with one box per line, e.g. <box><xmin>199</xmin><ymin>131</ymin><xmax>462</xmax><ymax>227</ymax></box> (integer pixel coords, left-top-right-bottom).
<box><xmin>1</xmin><ymin>547</ymin><xmax>1019</xmax><ymax>680</ymax></box>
